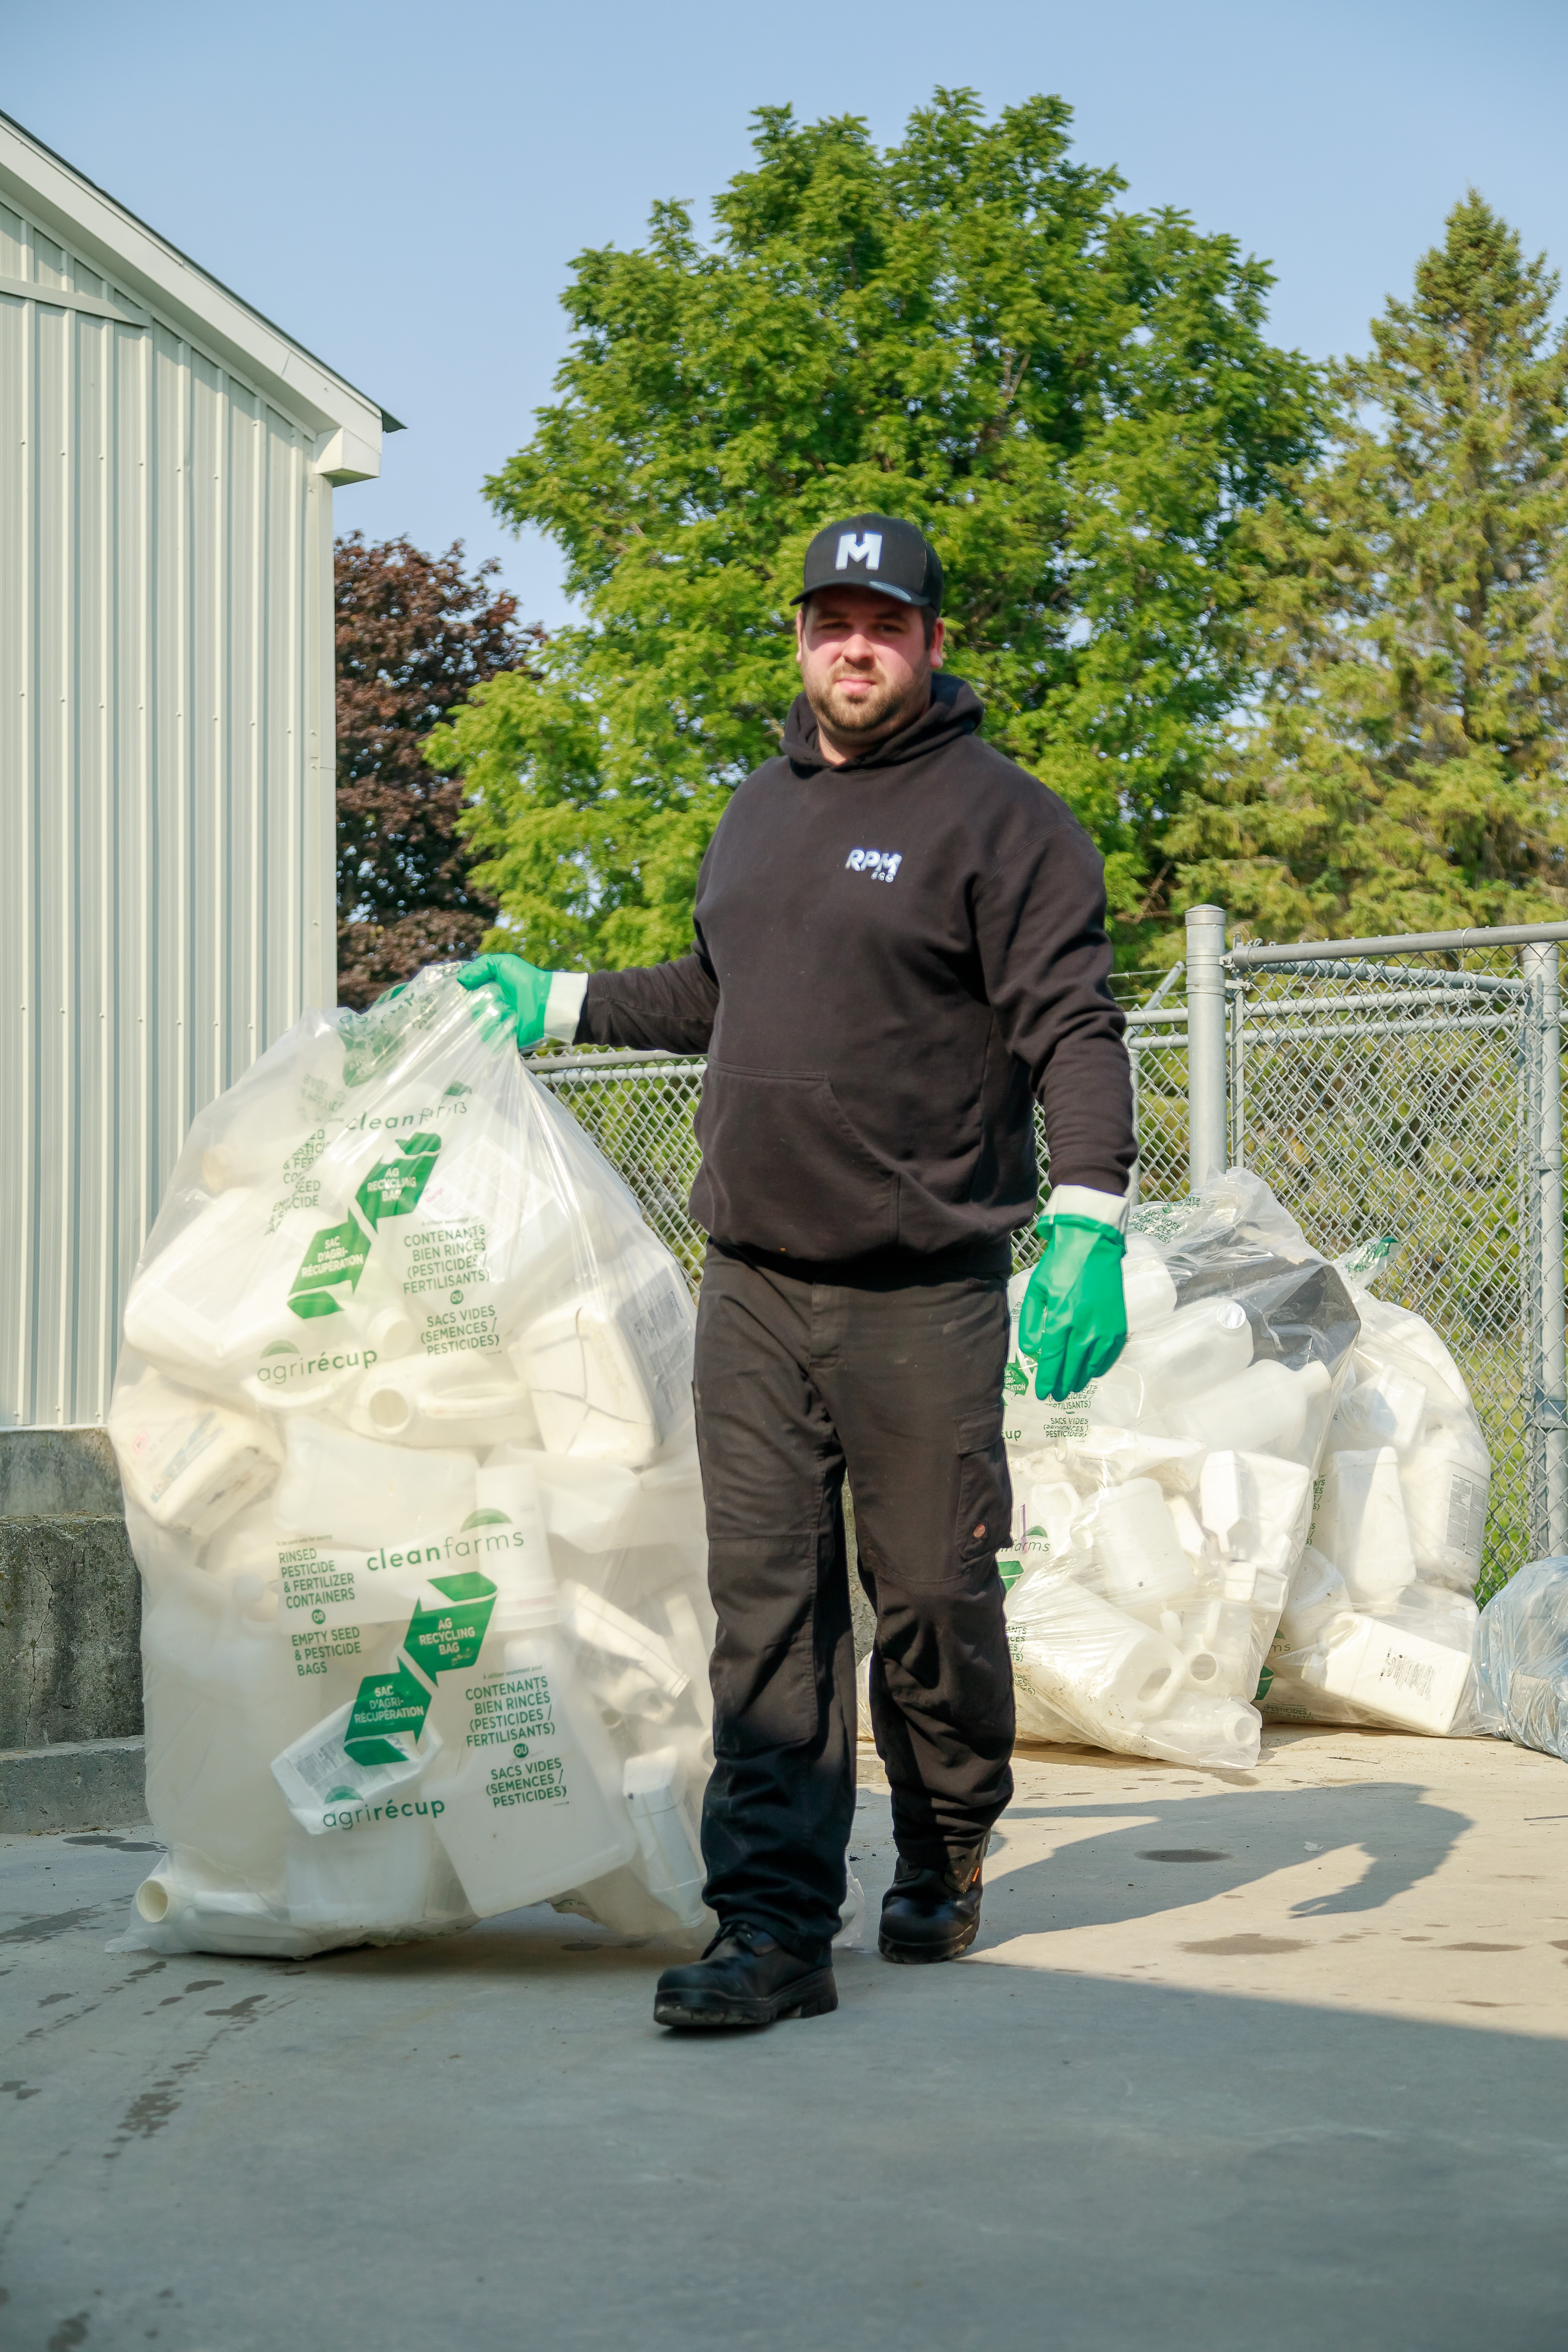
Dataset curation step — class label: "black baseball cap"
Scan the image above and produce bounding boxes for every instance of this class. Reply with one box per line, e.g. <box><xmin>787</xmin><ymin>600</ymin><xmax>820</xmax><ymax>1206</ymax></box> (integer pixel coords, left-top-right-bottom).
<box><xmin>792</xmin><ymin>513</ymin><xmax>944</xmax><ymax>613</ymax></box>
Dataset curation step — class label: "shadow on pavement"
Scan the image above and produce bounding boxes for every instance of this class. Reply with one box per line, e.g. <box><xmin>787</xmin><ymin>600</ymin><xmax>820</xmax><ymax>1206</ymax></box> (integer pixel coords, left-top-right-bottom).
<box><xmin>995</xmin><ymin>1780</ymin><xmax>1468</xmax><ymax>1927</ymax></box>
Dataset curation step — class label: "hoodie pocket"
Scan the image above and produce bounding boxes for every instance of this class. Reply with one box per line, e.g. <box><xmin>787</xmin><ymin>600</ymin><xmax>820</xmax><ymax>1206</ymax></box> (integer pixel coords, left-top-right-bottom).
<box><xmin>693</xmin><ymin>1066</ymin><xmax>899</xmax><ymax>1260</ymax></box>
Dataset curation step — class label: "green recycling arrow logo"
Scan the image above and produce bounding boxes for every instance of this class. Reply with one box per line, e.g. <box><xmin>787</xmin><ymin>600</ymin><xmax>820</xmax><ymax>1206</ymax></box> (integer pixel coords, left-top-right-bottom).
<box><xmin>342</xmin><ymin>1568</ymin><xmax>500</xmax><ymax>1767</ymax></box>
<box><xmin>287</xmin><ymin>1130</ymin><xmax>442</xmax><ymax>1322</ymax></box>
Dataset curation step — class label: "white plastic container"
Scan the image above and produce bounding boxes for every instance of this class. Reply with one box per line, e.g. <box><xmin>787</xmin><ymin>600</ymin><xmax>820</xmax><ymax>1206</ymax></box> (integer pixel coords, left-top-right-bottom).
<box><xmin>1312</xmin><ymin>1612</ymin><xmax>1472</xmax><ymax>1735</ymax></box>
<box><xmin>511</xmin><ymin>1256</ymin><xmax>693</xmax><ymax>1468</ymax></box>
<box><xmin>349</xmin><ymin>1354</ymin><xmax>537</xmax><ymax>1450</ymax></box>
<box><xmin>1116</xmin><ymin>1296</ymin><xmax>1253</xmax><ymax>1415</ymax></box>
<box><xmin>427</xmin><ymin>1556</ymin><xmax>637</xmax><ymax>1917</ymax></box>
<box><xmin>1121</xmin><ymin>1235</ymin><xmax>1178</xmax><ymax>1334</ymax></box>
<box><xmin>1330</xmin><ymin>1362</ymin><xmax>1427</xmax><ymax>1455</ymax></box>
<box><xmin>622</xmin><ymin>1745</ymin><xmax>707</xmax><ymax>1928</ymax></box>
<box><xmin>270</xmin><ymin>1695</ymin><xmax>444</xmax><ymax>1834</ymax></box>
<box><xmin>1179</xmin><ymin>1596</ymin><xmax>1256</xmax><ymax>1692</ymax></box>
<box><xmin>1083</xmin><ymin>1479</ymin><xmax>1195</xmax><ymax>1620</ymax></box>
<box><xmin>1166</xmin><ymin>1358</ymin><xmax>1330</xmax><ymax>1458</ymax></box>
<box><xmin>110</xmin><ymin>1373</ymin><xmax>281</xmax><ymax>1541</ymax></box>
<box><xmin>1007</xmin><ymin>1570</ymin><xmax>1186</xmax><ymax>1735</ymax></box>
<box><xmin>401</xmin><ymin>1134</ymin><xmax>580</xmax><ymax>1334</ymax></box>
<box><xmin>484</xmin><ymin>1446</ymin><xmax>643</xmax><ymax>1551</ymax></box>
<box><xmin>282</xmin><ymin>1815</ymin><xmax>447</xmax><ymax>1932</ymax></box>
<box><xmin>562</xmin><ymin>1584</ymin><xmax>690</xmax><ymax>1704</ymax></box>
<box><xmin>1023</xmin><ymin>1479</ymin><xmax>1083</xmax><ymax>1563</ymax></box>
<box><xmin>1401</xmin><ymin>1410</ymin><xmax>1491</xmax><ymax>1589</ymax></box>
<box><xmin>139</xmin><ymin>1583</ymin><xmax>319</xmax><ymax>1896</ymax></box>
<box><xmin>121</xmin><ymin>1189</ymin><xmax>309</xmax><ymax>1390</ymax></box>
<box><xmin>1141</xmin><ymin>1690</ymin><xmax>1260</xmax><ymax>1769</ymax></box>
<box><xmin>130</xmin><ymin>1857</ymin><xmax>301</xmax><ymax>1956</ymax></box>
<box><xmin>1065</xmin><ymin>1427</ymin><xmax>1203</xmax><ymax>1492</ymax></box>
<box><xmin>1312</xmin><ymin>1446</ymin><xmax>1415</xmax><ymax>1607</ymax></box>
<box><xmin>1277</xmin><ymin>1545</ymin><xmax>1353</xmax><ymax>1652</ymax></box>
<box><xmin>1197</xmin><ymin>1449</ymin><xmax>1312</xmax><ymax>1572</ymax></box>
<box><xmin>273</xmin><ymin>1418</ymin><xmax>477</xmax><ymax>1550</ymax></box>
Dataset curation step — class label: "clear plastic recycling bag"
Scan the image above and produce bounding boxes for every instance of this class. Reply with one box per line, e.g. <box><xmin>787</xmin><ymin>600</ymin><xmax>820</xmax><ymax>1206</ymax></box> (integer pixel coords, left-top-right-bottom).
<box><xmin>1470</xmin><ymin>1554</ymin><xmax>1568</xmax><ymax>1761</ymax></box>
<box><xmin>995</xmin><ymin>1171</ymin><xmax>1488</xmax><ymax>1767</ymax></box>
<box><xmin>997</xmin><ymin>1172</ymin><xmax>1357</xmax><ymax>1771</ymax></box>
<box><xmin>106</xmin><ymin>970</ymin><xmax>718</xmax><ymax>1957</ymax></box>
<box><xmin>1261</xmin><ymin>1256</ymin><xmax>1489</xmax><ymax>1739</ymax></box>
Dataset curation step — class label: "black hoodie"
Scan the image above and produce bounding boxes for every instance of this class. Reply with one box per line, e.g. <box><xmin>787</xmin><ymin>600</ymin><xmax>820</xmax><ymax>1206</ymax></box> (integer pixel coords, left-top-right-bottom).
<box><xmin>576</xmin><ymin>674</ymin><xmax>1135</xmax><ymax>1266</ymax></box>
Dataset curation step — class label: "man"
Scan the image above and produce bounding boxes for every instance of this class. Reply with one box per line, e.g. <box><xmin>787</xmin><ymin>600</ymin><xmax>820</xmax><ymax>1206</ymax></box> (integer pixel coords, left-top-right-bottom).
<box><xmin>454</xmin><ymin>514</ymin><xmax>1136</xmax><ymax>2028</ymax></box>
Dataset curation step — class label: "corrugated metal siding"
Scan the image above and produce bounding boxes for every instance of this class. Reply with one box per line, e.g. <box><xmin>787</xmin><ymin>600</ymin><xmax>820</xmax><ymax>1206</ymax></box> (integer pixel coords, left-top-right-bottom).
<box><xmin>0</xmin><ymin>198</ymin><xmax>335</xmax><ymax>1427</ymax></box>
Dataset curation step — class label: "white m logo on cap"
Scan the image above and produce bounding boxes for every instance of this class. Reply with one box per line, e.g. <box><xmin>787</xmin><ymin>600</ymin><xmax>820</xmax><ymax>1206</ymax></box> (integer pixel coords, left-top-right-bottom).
<box><xmin>835</xmin><ymin>531</ymin><xmax>882</xmax><ymax>572</ymax></box>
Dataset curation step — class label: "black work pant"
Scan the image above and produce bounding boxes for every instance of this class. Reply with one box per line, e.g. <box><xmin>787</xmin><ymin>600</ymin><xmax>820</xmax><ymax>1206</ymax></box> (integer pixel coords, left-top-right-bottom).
<box><xmin>692</xmin><ymin>1243</ymin><xmax>1016</xmax><ymax>1963</ymax></box>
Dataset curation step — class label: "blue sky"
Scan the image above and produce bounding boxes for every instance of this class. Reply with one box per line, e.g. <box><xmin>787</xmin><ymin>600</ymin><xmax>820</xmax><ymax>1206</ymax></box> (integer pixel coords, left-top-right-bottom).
<box><xmin>10</xmin><ymin>0</ymin><xmax>1568</xmax><ymax>627</ymax></box>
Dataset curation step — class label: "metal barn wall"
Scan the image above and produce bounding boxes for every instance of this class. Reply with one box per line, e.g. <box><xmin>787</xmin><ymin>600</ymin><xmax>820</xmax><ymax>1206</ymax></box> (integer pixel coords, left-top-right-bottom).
<box><xmin>0</xmin><ymin>197</ymin><xmax>337</xmax><ymax>1427</ymax></box>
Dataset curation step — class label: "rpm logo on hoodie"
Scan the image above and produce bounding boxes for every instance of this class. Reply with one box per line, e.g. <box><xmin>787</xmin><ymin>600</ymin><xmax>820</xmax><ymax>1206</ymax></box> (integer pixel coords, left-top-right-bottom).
<box><xmin>845</xmin><ymin>848</ymin><xmax>902</xmax><ymax>884</ymax></box>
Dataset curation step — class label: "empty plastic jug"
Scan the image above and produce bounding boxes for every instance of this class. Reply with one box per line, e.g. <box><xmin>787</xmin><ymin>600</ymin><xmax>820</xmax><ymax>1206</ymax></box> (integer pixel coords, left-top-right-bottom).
<box><xmin>1400</xmin><ymin>1410</ymin><xmax>1490</xmax><ymax>1589</ymax></box>
<box><xmin>273</xmin><ymin>1418</ymin><xmax>477</xmax><ymax>1551</ymax></box>
<box><xmin>282</xmin><ymin>1814</ymin><xmax>451</xmax><ymax>1932</ymax></box>
<box><xmin>623</xmin><ymin>1745</ymin><xmax>707</xmax><ymax>1928</ymax></box>
<box><xmin>1142</xmin><ymin>1691</ymin><xmax>1260</xmax><ymax>1769</ymax></box>
<box><xmin>1084</xmin><ymin>1479</ymin><xmax>1195</xmax><ymax>1621</ymax></box>
<box><xmin>1121</xmin><ymin>1235</ymin><xmax>1178</xmax><ymax>1334</ymax></box>
<box><xmin>511</xmin><ymin>1258</ymin><xmax>693</xmax><ymax>1469</ymax></box>
<box><xmin>271</xmin><ymin>1694</ymin><xmax>444</xmax><ymax>1834</ymax></box>
<box><xmin>426</xmin><ymin>1550</ymin><xmax>637</xmax><ymax>1917</ymax></box>
<box><xmin>1312</xmin><ymin>1612</ymin><xmax>1472</xmax><ymax>1735</ymax></box>
<box><xmin>1166</xmin><ymin>1358</ymin><xmax>1330</xmax><ymax>1458</ymax></box>
<box><xmin>1278</xmin><ymin>1546</ymin><xmax>1353</xmax><ymax>1652</ymax></box>
<box><xmin>110</xmin><ymin>1373</ymin><xmax>281</xmax><ymax>1541</ymax></box>
<box><xmin>1116</xmin><ymin>1296</ymin><xmax>1254</xmax><ymax>1416</ymax></box>
<box><xmin>1178</xmin><ymin>1596</ymin><xmax>1255</xmax><ymax>1692</ymax></box>
<box><xmin>349</xmin><ymin>1354</ymin><xmax>537</xmax><ymax>1450</ymax></box>
<box><xmin>1024</xmin><ymin>1479</ymin><xmax>1083</xmax><ymax>1564</ymax></box>
<box><xmin>1312</xmin><ymin>1446</ymin><xmax>1415</xmax><ymax>1607</ymax></box>
<box><xmin>122</xmin><ymin>1191</ymin><xmax>315</xmax><ymax>1391</ymax></box>
<box><xmin>1007</xmin><ymin>1571</ymin><xmax>1186</xmax><ymax>1734</ymax></box>
<box><xmin>1197</xmin><ymin>1449</ymin><xmax>1312</xmax><ymax>1573</ymax></box>
<box><xmin>1330</xmin><ymin>1361</ymin><xmax>1427</xmax><ymax>1455</ymax></box>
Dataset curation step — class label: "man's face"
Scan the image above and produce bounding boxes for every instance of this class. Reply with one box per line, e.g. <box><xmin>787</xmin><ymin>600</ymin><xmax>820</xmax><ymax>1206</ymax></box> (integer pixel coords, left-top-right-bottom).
<box><xmin>795</xmin><ymin>586</ymin><xmax>945</xmax><ymax>756</ymax></box>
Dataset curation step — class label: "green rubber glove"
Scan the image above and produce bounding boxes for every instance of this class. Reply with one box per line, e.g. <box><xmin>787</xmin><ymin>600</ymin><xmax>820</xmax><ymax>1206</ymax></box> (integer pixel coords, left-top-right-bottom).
<box><xmin>1017</xmin><ymin>1214</ymin><xmax>1128</xmax><ymax>1405</ymax></box>
<box><xmin>455</xmin><ymin>953</ymin><xmax>556</xmax><ymax>1050</ymax></box>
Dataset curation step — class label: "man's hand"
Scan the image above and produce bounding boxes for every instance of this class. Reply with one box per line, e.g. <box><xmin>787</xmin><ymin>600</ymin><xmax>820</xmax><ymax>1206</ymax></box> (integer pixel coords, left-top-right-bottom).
<box><xmin>1018</xmin><ymin>1211</ymin><xmax>1128</xmax><ymax>1404</ymax></box>
<box><xmin>455</xmin><ymin>953</ymin><xmax>563</xmax><ymax>1051</ymax></box>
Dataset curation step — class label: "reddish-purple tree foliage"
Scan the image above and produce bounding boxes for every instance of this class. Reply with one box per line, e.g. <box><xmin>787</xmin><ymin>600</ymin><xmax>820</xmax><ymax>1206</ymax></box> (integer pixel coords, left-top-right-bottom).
<box><xmin>335</xmin><ymin>532</ymin><xmax>539</xmax><ymax>1007</ymax></box>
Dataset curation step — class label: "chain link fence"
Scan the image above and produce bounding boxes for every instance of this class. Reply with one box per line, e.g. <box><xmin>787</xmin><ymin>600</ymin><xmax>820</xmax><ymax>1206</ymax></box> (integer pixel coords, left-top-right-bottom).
<box><xmin>1220</xmin><ymin>937</ymin><xmax>1566</xmax><ymax>1599</ymax></box>
<box><xmin>530</xmin><ymin>919</ymin><xmax>1568</xmax><ymax>1601</ymax></box>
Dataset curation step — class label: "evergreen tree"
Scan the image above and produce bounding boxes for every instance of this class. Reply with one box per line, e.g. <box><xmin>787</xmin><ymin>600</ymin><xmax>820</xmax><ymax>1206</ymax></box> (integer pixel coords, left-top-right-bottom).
<box><xmin>428</xmin><ymin>91</ymin><xmax>1317</xmax><ymax>969</ymax></box>
<box><xmin>335</xmin><ymin>533</ymin><xmax>537</xmax><ymax>1008</ymax></box>
<box><xmin>1171</xmin><ymin>192</ymin><xmax>1568</xmax><ymax>942</ymax></box>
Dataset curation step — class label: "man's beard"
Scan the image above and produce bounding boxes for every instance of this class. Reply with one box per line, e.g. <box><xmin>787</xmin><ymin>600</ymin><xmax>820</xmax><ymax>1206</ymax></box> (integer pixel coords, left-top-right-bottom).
<box><xmin>806</xmin><ymin>662</ymin><xmax>929</xmax><ymax>743</ymax></box>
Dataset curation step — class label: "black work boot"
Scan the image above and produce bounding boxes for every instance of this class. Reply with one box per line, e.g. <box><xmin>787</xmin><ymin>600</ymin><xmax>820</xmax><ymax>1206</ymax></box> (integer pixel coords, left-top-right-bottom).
<box><xmin>653</xmin><ymin>1923</ymin><xmax>838</xmax><ymax>2030</ymax></box>
<box><xmin>878</xmin><ymin>1835</ymin><xmax>989</xmax><ymax>1964</ymax></box>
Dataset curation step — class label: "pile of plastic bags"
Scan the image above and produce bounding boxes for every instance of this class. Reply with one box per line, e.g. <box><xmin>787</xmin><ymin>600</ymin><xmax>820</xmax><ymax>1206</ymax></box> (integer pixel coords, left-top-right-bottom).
<box><xmin>108</xmin><ymin>971</ymin><xmax>717</xmax><ymax>1957</ymax></box>
<box><xmin>998</xmin><ymin>1173</ymin><xmax>1492</xmax><ymax>1767</ymax></box>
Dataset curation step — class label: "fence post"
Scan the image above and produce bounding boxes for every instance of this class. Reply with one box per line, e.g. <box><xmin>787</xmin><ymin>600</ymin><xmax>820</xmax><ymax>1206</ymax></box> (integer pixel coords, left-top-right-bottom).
<box><xmin>1523</xmin><ymin>943</ymin><xmax>1568</xmax><ymax>1554</ymax></box>
<box><xmin>1185</xmin><ymin>905</ymin><xmax>1228</xmax><ymax>1191</ymax></box>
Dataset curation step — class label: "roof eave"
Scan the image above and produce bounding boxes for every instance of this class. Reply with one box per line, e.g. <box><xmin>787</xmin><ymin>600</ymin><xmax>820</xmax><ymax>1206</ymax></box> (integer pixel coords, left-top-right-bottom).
<box><xmin>0</xmin><ymin>110</ymin><xmax>397</xmax><ymax>477</ymax></box>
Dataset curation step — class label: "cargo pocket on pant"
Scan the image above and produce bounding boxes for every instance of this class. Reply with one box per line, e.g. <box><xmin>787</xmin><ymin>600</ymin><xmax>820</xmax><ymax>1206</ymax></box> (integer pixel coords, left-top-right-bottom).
<box><xmin>954</xmin><ymin>1409</ymin><xmax>1011</xmax><ymax>1565</ymax></box>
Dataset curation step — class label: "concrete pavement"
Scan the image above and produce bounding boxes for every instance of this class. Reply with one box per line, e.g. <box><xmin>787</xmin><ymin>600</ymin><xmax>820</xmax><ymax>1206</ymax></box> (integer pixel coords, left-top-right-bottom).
<box><xmin>4</xmin><ymin>1723</ymin><xmax>1568</xmax><ymax>2350</ymax></box>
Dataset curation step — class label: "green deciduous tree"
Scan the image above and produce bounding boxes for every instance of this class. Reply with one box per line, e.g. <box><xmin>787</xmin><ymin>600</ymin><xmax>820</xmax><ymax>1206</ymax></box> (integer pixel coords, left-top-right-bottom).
<box><xmin>429</xmin><ymin>90</ymin><xmax>1318</xmax><ymax>969</ymax></box>
<box><xmin>1170</xmin><ymin>192</ymin><xmax>1568</xmax><ymax>941</ymax></box>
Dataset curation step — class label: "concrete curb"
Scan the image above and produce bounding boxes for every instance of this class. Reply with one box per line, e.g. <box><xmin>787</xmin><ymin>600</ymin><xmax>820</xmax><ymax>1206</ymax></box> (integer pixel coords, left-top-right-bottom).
<box><xmin>0</xmin><ymin>1736</ymin><xmax>147</xmax><ymax>1834</ymax></box>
